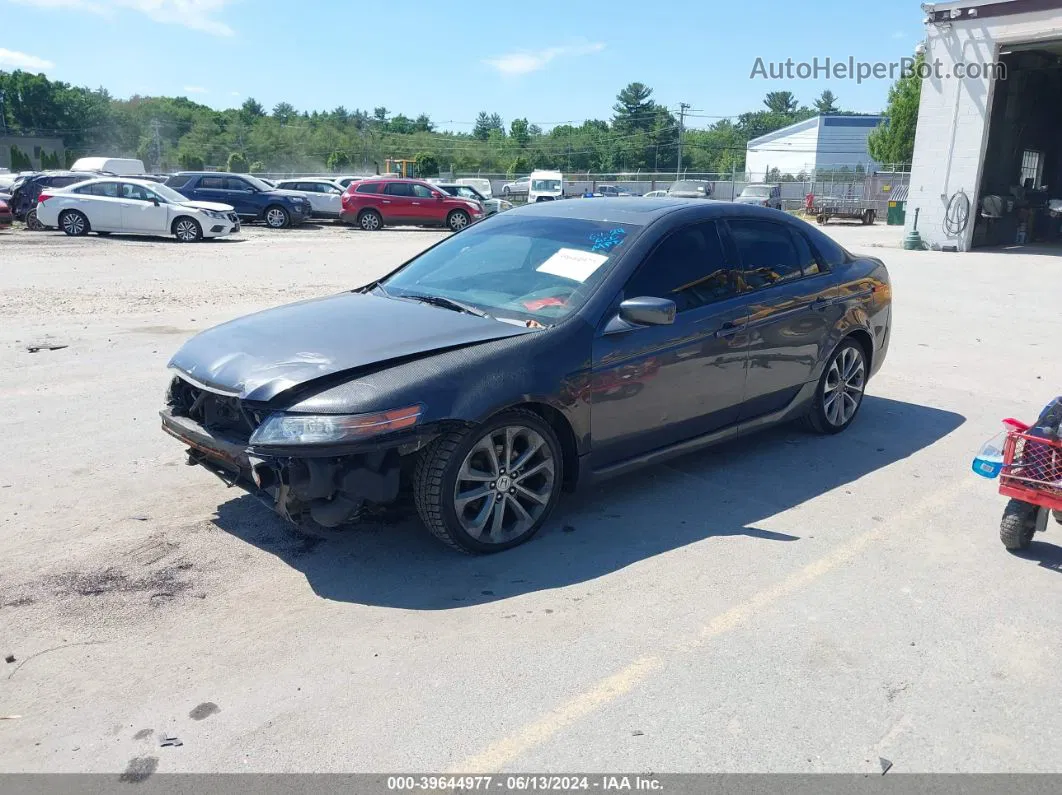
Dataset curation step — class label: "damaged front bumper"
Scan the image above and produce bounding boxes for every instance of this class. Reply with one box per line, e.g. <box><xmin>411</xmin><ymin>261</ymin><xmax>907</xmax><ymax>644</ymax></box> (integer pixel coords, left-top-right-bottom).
<box><xmin>160</xmin><ymin>408</ymin><xmax>436</xmax><ymax>529</ymax></box>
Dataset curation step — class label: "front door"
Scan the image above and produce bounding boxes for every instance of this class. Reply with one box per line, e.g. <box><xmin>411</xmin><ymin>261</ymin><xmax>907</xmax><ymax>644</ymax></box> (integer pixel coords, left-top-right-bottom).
<box><xmin>724</xmin><ymin>218</ymin><xmax>840</xmax><ymax>421</ymax></box>
<box><xmin>119</xmin><ymin>182</ymin><xmax>169</xmax><ymax>232</ymax></box>
<box><xmin>380</xmin><ymin>182</ymin><xmax>416</xmax><ymax>223</ymax></box>
<box><xmin>409</xmin><ymin>182</ymin><xmax>440</xmax><ymax>223</ymax></box>
<box><xmin>590</xmin><ymin>221</ymin><xmax>751</xmax><ymax>467</ymax></box>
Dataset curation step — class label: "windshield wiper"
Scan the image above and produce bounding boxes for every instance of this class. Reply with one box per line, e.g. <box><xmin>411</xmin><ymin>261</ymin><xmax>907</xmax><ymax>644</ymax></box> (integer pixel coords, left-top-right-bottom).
<box><xmin>399</xmin><ymin>292</ymin><xmax>493</xmax><ymax>319</ymax></box>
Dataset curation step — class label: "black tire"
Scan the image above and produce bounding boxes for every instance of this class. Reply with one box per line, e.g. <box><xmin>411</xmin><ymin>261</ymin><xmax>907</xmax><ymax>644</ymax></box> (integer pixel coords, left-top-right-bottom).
<box><xmin>59</xmin><ymin>210</ymin><xmax>89</xmax><ymax>237</ymax></box>
<box><xmin>447</xmin><ymin>209</ymin><xmax>471</xmax><ymax>232</ymax></box>
<box><xmin>413</xmin><ymin>409</ymin><xmax>563</xmax><ymax>554</ymax></box>
<box><xmin>816</xmin><ymin>213</ymin><xmax>827</xmax><ymax>225</ymax></box>
<box><xmin>263</xmin><ymin>205</ymin><xmax>290</xmax><ymax>229</ymax></box>
<box><xmin>172</xmin><ymin>216</ymin><xmax>203</xmax><ymax>242</ymax></box>
<box><xmin>1000</xmin><ymin>499</ymin><xmax>1037</xmax><ymax>551</ymax></box>
<box><xmin>502</xmin><ymin>186</ymin><xmax>511</xmax><ymax>197</ymax></box>
<box><xmin>802</xmin><ymin>338</ymin><xmax>867</xmax><ymax>435</ymax></box>
<box><xmin>358</xmin><ymin>209</ymin><xmax>383</xmax><ymax>231</ymax></box>
<box><xmin>25</xmin><ymin>209</ymin><xmax>45</xmax><ymax>231</ymax></box>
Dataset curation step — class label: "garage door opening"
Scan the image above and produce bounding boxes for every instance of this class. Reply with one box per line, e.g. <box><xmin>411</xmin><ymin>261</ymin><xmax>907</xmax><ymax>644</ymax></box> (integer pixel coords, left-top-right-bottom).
<box><xmin>974</xmin><ymin>40</ymin><xmax>1062</xmax><ymax>250</ymax></box>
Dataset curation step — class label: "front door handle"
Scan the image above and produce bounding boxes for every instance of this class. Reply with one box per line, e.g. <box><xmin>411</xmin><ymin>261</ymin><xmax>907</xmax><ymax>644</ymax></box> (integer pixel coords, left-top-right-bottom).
<box><xmin>381</xmin><ymin>200</ymin><xmax>391</xmax><ymax>204</ymax></box>
<box><xmin>411</xmin><ymin>201</ymin><xmax>421</xmax><ymax>205</ymax></box>
<box><xmin>812</xmin><ymin>296</ymin><xmax>833</xmax><ymax>312</ymax></box>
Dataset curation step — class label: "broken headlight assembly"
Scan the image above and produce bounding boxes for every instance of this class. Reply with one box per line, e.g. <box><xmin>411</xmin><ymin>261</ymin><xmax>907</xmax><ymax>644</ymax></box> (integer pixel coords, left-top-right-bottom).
<box><xmin>249</xmin><ymin>405</ymin><xmax>423</xmax><ymax>447</ymax></box>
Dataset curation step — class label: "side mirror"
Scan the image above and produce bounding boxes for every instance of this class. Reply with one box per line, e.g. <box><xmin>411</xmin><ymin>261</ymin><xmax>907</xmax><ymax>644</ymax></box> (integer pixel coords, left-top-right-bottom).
<box><xmin>603</xmin><ymin>297</ymin><xmax>676</xmax><ymax>333</ymax></box>
<box><xmin>152</xmin><ymin>197</ymin><xmax>160</xmax><ymax>206</ymax></box>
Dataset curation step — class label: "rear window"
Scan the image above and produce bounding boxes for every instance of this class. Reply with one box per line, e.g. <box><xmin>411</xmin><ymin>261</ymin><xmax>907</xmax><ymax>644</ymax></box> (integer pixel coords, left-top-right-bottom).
<box><xmin>801</xmin><ymin>222</ymin><xmax>850</xmax><ymax>268</ymax></box>
<box><xmin>354</xmin><ymin>182</ymin><xmax>381</xmax><ymax>194</ymax></box>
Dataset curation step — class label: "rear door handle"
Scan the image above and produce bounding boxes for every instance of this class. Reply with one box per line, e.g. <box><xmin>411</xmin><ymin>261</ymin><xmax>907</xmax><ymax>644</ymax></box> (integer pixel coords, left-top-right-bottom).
<box><xmin>715</xmin><ymin>321</ymin><xmax>743</xmax><ymax>339</ymax></box>
<box><xmin>812</xmin><ymin>296</ymin><xmax>832</xmax><ymax>312</ymax></box>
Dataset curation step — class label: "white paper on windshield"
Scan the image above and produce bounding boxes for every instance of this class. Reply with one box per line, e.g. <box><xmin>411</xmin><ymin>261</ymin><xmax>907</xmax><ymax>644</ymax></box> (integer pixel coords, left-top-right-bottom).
<box><xmin>536</xmin><ymin>248</ymin><xmax>608</xmax><ymax>283</ymax></box>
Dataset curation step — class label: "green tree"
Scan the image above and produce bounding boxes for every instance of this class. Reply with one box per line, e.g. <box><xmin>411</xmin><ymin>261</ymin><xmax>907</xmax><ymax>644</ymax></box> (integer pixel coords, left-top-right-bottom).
<box><xmin>413</xmin><ymin>113</ymin><xmax>434</xmax><ymax>133</ymax></box>
<box><xmin>9</xmin><ymin>145</ymin><xmax>32</xmax><ymax>170</ymax></box>
<box><xmin>473</xmin><ymin>111</ymin><xmax>493</xmax><ymax>141</ymax></box>
<box><xmin>272</xmin><ymin>102</ymin><xmax>296</xmax><ymax>123</ymax></box>
<box><xmin>867</xmin><ymin>53</ymin><xmax>923</xmax><ymax>165</ymax></box>
<box><xmin>327</xmin><ymin>150</ymin><xmax>351</xmax><ymax>172</ymax></box>
<box><xmin>508</xmin><ymin>155</ymin><xmax>530</xmax><ymax>178</ymax></box>
<box><xmin>226</xmin><ymin>151</ymin><xmax>249</xmax><ymax>172</ymax></box>
<box><xmin>414</xmin><ymin>151</ymin><xmax>439</xmax><ymax>177</ymax></box>
<box><xmin>178</xmin><ymin>151</ymin><xmax>205</xmax><ymax>170</ymax></box>
<box><xmin>763</xmin><ymin>91</ymin><xmax>798</xmax><ymax>114</ymax></box>
<box><xmin>813</xmin><ymin>90</ymin><xmax>839</xmax><ymax>114</ymax></box>
<box><xmin>510</xmin><ymin>117</ymin><xmax>530</xmax><ymax>147</ymax></box>
<box><xmin>250</xmin><ymin>160</ymin><xmax>264</xmax><ymax>172</ymax></box>
<box><xmin>240</xmin><ymin>98</ymin><xmax>265</xmax><ymax>123</ymax></box>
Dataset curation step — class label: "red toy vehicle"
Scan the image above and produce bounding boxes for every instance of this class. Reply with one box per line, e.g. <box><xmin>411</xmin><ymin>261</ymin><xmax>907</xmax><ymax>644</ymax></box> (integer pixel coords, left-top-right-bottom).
<box><xmin>997</xmin><ymin>417</ymin><xmax>1062</xmax><ymax>549</ymax></box>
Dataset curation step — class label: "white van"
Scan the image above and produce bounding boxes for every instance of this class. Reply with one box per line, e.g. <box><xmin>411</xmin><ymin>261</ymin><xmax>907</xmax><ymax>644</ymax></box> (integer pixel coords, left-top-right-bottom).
<box><xmin>456</xmin><ymin>177</ymin><xmax>493</xmax><ymax>199</ymax></box>
<box><xmin>69</xmin><ymin>157</ymin><xmax>146</xmax><ymax>176</ymax></box>
<box><xmin>528</xmin><ymin>170</ymin><xmax>563</xmax><ymax>202</ymax></box>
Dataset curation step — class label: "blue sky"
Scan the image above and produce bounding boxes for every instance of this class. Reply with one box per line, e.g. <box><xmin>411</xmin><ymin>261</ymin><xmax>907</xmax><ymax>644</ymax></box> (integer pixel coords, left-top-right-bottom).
<box><xmin>1</xmin><ymin>0</ymin><xmax>925</xmax><ymax>131</ymax></box>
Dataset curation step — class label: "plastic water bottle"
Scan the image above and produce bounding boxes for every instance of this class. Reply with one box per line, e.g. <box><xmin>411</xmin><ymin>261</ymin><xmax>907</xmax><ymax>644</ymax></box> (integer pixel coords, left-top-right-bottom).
<box><xmin>972</xmin><ymin>433</ymin><xmax>1005</xmax><ymax>479</ymax></box>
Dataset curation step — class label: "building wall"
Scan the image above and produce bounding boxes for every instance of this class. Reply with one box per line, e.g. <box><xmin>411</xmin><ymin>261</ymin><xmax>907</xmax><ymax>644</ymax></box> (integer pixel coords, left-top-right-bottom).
<box><xmin>906</xmin><ymin>5</ymin><xmax>1062</xmax><ymax>250</ymax></box>
<box><xmin>746</xmin><ymin>123</ymin><xmax>820</xmax><ymax>180</ymax></box>
<box><xmin>814</xmin><ymin>117</ymin><xmax>882</xmax><ymax>171</ymax></box>
<box><xmin>0</xmin><ymin>136</ymin><xmax>66</xmax><ymax>171</ymax></box>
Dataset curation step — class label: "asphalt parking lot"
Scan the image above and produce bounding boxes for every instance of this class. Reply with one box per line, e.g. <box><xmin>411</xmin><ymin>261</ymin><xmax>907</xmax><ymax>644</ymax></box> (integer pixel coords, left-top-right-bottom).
<box><xmin>2</xmin><ymin>218</ymin><xmax>1062</xmax><ymax>775</ymax></box>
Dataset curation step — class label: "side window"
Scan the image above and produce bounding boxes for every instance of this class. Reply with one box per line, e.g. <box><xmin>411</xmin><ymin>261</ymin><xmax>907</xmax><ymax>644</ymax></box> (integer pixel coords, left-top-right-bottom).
<box><xmin>727</xmin><ymin>219</ymin><xmax>803</xmax><ymax>291</ymax></box>
<box><xmin>199</xmin><ymin>176</ymin><xmax>224</xmax><ymax>190</ymax></box>
<box><xmin>121</xmin><ymin>183</ymin><xmax>155</xmax><ymax>201</ymax></box>
<box><xmin>623</xmin><ymin>222</ymin><xmax>735</xmax><ymax>313</ymax></box>
<box><xmin>802</xmin><ymin>224</ymin><xmax>849</xmax><ymax>268</ymax></box>
<box><xmin>384</xmin><ymin>182</ymin><xmax>413</xmax><ymax>197</ymax></box>
<box><xmin>411</xmin><ymin>184</ymin><xmax>435</xmax><ymax>199</ymax></box>
<box><xmin>325</xmin><ymin>185</ymin><xmax>342</xmax><ymax>195</ymax></box>
<box><xmin>51</xmin><ymin>176</ymin><xmax>82</xmax><ymax>188</ymax></box>
<box><xmin>165</xmin><ymin>175</ymin><xmax>191</xmax><ymax>189</ymax></box>
<box><xmin>90</xmin><ymin>182</ymin><xmax>119</xmax><ymax>197</ymax></box>
<box><xmin>355</xmin><ymin>182</ymin><xmax>381</xmax><ymax>194</ymax></box>
<box><xmin>789</xmin><ymin>229</ymin><xmax>821</xmax><ymax>276</ymax></box>
<box><xmin>224</xmin><ymin>177</ymin><xmax>250</xmax><ymax>191</ymax></box>
<box><xmin>73</xmin><ymin>184</ymin><xmax>94</xmax><ymax>195</ymax></box>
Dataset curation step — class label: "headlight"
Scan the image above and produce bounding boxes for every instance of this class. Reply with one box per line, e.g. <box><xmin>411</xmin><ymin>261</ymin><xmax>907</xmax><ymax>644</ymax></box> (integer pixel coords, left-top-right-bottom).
<box><xmin>204</xmin><ymin>209</ymin><xmax>228</xmax><ymax>219</ymax></box>
<box><xmin>249</xmin><ymin>405</ymin><xmax>423</xmax><ymax>446</ymax></box>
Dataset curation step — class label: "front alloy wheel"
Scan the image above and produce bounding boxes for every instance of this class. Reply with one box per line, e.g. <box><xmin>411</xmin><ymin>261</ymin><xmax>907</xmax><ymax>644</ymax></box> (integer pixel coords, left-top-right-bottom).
<box><xmin>448</xmin><ymin>210</ymin><xmax>470</xmax><ymax>231</ymax></box>
<box><xmin>174</xmin><ymin>217</ymin><xmax>202</xmax><ymax>242</ymax></box>
<box><xmin>804</xmin><ymin>340</ymin><xmax>867</xmax><ymax>434</ymax></box>
<box><xmin>414</xmin><ymin>410</ymin><xmax>562</xmax><ymax>553</ymax></box>
<box><xmin>264</xmin><ymin>206</ymin><xmax>290</xmax><ymax>229</ymax></box>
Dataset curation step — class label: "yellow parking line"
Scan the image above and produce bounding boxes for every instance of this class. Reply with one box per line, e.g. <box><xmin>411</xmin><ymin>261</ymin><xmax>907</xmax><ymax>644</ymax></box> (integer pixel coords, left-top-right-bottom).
<box><xmin>452</xmin><ymin>478</ymin><xmax>977</xmax><ymax>773</ymax></box>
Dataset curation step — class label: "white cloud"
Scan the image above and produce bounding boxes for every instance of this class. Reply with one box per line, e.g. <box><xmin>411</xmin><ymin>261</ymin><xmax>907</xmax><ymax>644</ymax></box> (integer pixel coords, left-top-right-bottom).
<box><xmin>230</xmin><ymin>90</ymin><xmax>240</xmax><ymax>96</ymax></box>
<box><xmin>183</xmin><ymin>85</ymin><xmax>208</xmax><ymax>93</ymax></box>
<box><xmin>11</xmin><ymin>0</ymin><xmax>235</xmax><ymax>36</ymax></box>
<box><xmin>484</xmin><ymin>42</ymin><xmax>605</xmax><ymax>76</ymax></box>
<box><xmin>0</xmin><ymin>47</ymin><xmax>54</xmax><ymax>70</ymax></box>
<box><xmin>892</xmin><ymin>31</ymin><xmax>906</xmax><ymax>39</ymax></box>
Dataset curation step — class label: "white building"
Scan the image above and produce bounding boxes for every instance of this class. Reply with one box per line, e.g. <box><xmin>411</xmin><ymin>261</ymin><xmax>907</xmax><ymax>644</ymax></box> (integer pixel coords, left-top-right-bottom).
<box><xmin>744</xmin><ymin>114</ymin><xmax>883</xmax><ymax>181</ymax></box>
<box><xmin>907</xmin><ymin>0</ymin><xmax>1062</xmax><ymax>250</ymax></box>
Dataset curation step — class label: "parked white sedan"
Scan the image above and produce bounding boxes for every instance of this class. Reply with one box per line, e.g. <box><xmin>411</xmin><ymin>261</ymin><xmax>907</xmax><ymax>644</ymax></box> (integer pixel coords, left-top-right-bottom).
<box><xmin>273</xmin><ymin>178</ymin><xmax>344</xmax><ymax>219</ymax></box>
<box><xmin>36</xmin><ymin>178</ymin><xmax>239</xmax><ymax>242</ymax></box>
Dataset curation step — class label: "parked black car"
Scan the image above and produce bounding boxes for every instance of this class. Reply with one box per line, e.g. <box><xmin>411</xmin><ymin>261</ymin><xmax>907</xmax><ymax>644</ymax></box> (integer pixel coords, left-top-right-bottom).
<box><xmin>164</xmin><ymin>172</ymin><xmax>312</xmax><ymax>228</ymax></box>
<box><xmin>668</xmin><ymin>180</ymin><xmax>713</xmax><ymax>199</ymax></box>
<box><xmin>9</xmin><ymin>171</ymin><xmax>98</xmax><ymax>228</ymax></box>
<box><xmin>161</xmin><ymin>198</ymin><xmax>892</xmax><ymax>553</ymax></box>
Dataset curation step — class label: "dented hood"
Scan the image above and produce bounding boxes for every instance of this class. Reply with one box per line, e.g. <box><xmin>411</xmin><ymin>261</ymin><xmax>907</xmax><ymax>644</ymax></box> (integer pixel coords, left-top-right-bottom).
<box><xmin>168</xmin><ymin>291</ymin><xmax>532</xmax><ymax>402</ymax></box>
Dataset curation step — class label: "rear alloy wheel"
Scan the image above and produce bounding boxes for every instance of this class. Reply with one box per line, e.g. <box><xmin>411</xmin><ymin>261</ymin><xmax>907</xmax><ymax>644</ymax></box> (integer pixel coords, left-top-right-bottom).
<box><xmin>60</xmin><ymin>210</ymin><xmax>89</xmax><ymax>237</ymax></box>
<box><xmin>173</xmin><ymin>217</ymin><xmax>203</xmax><ymax>242</ymax></box>
<box><xmin>358</xmin><ymin>209</ymin><xmax>382</xmax><ymax>231</ymax></box>
<box><xmin>25</xmin><ymin>209</ymin><xmax>45</xmax><ymax>231</ymax></box>
<box><xmin>264</xmin><ymin>205</ymin><xmax>290</xmax><ymax>229</ymax></box>
<box><xmin>447</xmin><ymin>209</ymin><xmax>471</xmax><ymax>232</ymax></box>
<box><xmin>414</xmin><ymin>410</ymin><xmax>562</xmax><ymax>554</ymax></box>
<box><xmin>804</xmin><ymin>340</ymin><xmax>867</xmax><ymax>434</ymax></box>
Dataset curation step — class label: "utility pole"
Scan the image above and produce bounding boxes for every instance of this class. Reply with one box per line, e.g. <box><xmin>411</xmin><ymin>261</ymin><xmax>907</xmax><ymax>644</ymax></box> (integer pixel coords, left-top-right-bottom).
<box><xmin>676</xmin><ymin>102</ymin><xmax>690</xmax><ymax>177</ymax></box>
<box><xmin>150</xmin><ymin>119</ymin><xmax>162</xmax><ymax>172</ymax></box>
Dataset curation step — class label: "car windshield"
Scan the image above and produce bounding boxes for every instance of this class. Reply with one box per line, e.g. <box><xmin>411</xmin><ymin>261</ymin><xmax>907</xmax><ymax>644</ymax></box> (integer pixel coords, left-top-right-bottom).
<box><xmin>532</xmin><ymin>179</ymin><xmax>561</xmax><ymax>191</ymax></box>
<box><xmin>378</xmin><ymin>215</ymin><xmax>641</xmax><ymax>323</ymax></box>
<box><xmin>153</xmin><ymin>184</ymin><xmax>190</xmax><ymax>203</ymax></box>
<box><xmin>742</xmin><ymin>186</ymin><xmax>773</xmax><ymax>197</ymax></box>
<box><xmin>243</xmin><ymin>175</ymin><xmax>275</xmax><ymax>191</ymax></box>
<box><xmin>445</xmin><ymin>185</ymin><xmax>482</xmax><ymax>200</ymax></box>
<box><xmin>672</xmin><ymin>181</ymin><xmax>708</xmax><ymax>193</ymax></box>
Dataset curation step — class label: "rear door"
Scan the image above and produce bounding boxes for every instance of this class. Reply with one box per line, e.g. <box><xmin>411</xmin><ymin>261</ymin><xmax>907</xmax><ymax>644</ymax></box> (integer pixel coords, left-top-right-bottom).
<box><xmin>119</xmin><ymin>182</ymin><xmax>169</xmax><ymax>232</ymax></box>
<box><xmin>590</xmin><ymin>221</ymin><xmax>752</xmax><ymax>466</ymax></box>
<box><xmin>724</xmin><ymin>218</ymin><xmax>839</xmax><ymax>421</ymax></box>
<box><xmin>71</xmin><ymin>181</ymin><xmax>123</xmax><ymax>229</ymax></box>
<box><xmin>189</xmin><ymin>175</ymin><xmax>228</xmax><ymax>209</ymax></box>
<box><xmin>380</xmin><ymin>182</ymin><xmax>415</xmax><ymax>223</ymax></box>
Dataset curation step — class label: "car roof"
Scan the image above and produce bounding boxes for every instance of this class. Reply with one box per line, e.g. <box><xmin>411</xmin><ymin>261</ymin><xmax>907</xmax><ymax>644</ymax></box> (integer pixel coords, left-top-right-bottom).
<box><xmin>511</xmin><ymin>197</ymin><xmax>789</xmax><ymax>224</ymax></box>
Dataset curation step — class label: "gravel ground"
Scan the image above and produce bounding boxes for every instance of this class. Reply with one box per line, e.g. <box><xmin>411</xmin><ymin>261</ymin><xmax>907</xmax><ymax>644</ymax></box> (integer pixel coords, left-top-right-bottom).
<box><xmin>1</xmin><ymin>218</ymin><xmax>1062</xmax><ymax>775</ymax></box>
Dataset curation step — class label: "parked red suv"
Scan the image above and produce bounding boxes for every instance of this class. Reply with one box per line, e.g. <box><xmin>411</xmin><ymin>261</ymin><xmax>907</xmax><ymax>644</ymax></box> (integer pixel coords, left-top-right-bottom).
<box><xmin>341</xmin><ymin>178</ymin><xmax>483</xmax><ymax>232</ymax></box>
